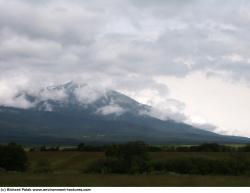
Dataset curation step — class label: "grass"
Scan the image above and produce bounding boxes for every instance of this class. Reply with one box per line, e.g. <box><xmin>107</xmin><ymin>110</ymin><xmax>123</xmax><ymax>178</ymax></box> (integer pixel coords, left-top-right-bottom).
<box><xmin>1</xmin><ymin>173</ymin><xmax>250</xmax><ymax>187</ymax></box>
<box><xmin>28</xmin><ymin>151</ymin><xmax>104</xmax><ymax>172</ymax></box>
<box><xmin>1</xmin><ymin>151</ymin><xmax>250</xmax><ymax>186</ymax></box>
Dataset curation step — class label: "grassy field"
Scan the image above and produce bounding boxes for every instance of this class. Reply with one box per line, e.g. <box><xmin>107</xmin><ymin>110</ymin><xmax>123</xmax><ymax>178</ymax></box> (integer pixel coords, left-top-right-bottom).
<box><xmin>1</xmin><ymin>151</ymin><xmax>250</xmax><ymax>186</ymax></box>
<box><xmin>27</xmin><ymin>151</ymin><xmax>104</xmax><ymax>172</ymax></box>
<box><xmin>1</xmin><ymin>173</ymin><xmax>250</xmax><ymax>186</ymax></box>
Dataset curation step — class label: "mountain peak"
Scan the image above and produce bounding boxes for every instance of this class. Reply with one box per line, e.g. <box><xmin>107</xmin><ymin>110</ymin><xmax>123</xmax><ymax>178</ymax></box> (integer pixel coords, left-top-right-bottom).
<box><xmin>46</xmin><ymin>81</ymin><xmax>87</xmax><ymax>92</ymax></box>
<box><xmin>12</xmin><ymin>81</ymin><xmax>150</xmax><ymax>117</ymax></box>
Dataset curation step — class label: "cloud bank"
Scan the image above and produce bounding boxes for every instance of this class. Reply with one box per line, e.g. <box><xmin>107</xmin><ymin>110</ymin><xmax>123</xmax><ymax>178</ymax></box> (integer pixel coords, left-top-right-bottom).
<box><xmin>1</xmin><ymin>0</ymin><xmax>250</xmax><ymax>83</ymax></box>
<box><xmin>1</xmin><ymin>0</ymin><xmax>250</xmax><ymax>136</ymax></box>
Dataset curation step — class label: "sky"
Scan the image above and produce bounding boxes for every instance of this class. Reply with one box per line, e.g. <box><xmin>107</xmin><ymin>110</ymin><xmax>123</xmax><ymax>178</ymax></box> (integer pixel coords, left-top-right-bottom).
<box><xmin>1</xmin><ymin>0</ymin><xmax>250</xmax><ymax>136</ymax></box>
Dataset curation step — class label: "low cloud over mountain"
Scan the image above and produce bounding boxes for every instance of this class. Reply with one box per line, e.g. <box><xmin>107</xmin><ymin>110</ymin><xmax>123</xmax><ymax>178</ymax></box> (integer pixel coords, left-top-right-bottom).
<box><xmin>1</xmin><ymin>0</ymin><xmax>250</xmax><ymax>136</ymax></box>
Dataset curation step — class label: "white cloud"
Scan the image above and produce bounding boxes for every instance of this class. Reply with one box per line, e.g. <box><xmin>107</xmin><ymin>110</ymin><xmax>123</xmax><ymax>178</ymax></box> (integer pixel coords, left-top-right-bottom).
<box><xmin>74</xmin><ymin>84</ymin><xmax>107</xmax><ymax>104</ymax></box>
<box><xmin>96</xmin><ymin>104</ymin><xmax>126</xmax><ymax>116</ymax></box>
<box><xmin>0</xmin><ymin>77</ymin><xmax>33</xmax><ymax>108</ymax></box>
<box><xmin>155</xmin><ymin>71</ymin><xmax>250</xmax><ymax>137</ymax></box>
<box><xmin>0</xmin><ymin>0</ymin><xmax>250</xmax><ymax>136</ymax></box>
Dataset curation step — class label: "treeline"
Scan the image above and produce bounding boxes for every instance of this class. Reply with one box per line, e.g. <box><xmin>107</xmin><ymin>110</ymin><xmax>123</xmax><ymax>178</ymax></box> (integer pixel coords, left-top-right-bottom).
<box><xmin>86</xmin><ymin>141</ymin><xmax>250</xmax><ymax>175</ymax></box>
<box><xmin>1</xmin><ymin>141</ymin><xmax>250</xmax><ymax>175</ymax></box>
<box><xmin>164</xmin><ymin>143</ymin><xmax>250</xmax><ymax>152</ymax></box>
<box><xmin>29</xmin><ymin>143</ymin><xmax>250</xmax><ymax>152</ymax></box>
<box><xmin>29</xmin><ymin>143</ymin><xmax>106</xmax><ymax>152</ymax></box>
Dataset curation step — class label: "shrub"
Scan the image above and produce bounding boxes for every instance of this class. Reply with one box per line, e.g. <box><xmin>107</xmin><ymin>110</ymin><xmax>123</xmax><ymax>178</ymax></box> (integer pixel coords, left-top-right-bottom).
<box><xmin>0</xmin><ymin>143</ymin><xmax>28</xmax><ymax>171</ymax></box>
<box><xmin>240</xmin><ymin>144</ymin><xmax>250</xmax><ymax>152</ymax></box>
<box><xmin>147</xmin><ymin>146</ymin><xmax>163</xmax><ymax>152</ymax></box>
<box><xmin>175</xmin><ymin>143</ymin><xmax>234</xmax><ymax>152</ymax></box>
<box><xmin>87</xmin><ymin>141</ymin><xmax>149</xmax><ymax>174</ymax></box>
<box><xmin>77</xmin><ymin>143</ymin><xmax>104</xmax><ymax>152</ymax></box>
<box><xmin>39</xmin><ymin>146</ymin><xmax>59</xmax><ymax>151</ymax></box>
<box><xmin>150</xmin><ymin>157</ymin><xmax>250</xmax><ymax>175</ymax></box>
<box><xmin>86</xmin><ymin>141</ymin><xmax>250</xmax><ymax>175</ymax></box>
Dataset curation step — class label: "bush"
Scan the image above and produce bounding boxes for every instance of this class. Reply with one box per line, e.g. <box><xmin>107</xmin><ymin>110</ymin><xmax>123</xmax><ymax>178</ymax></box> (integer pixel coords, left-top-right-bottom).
<box><xmin>77</xmin><ymin>143</ymin><xmax>104</xmax><ymax>152</ymax></box>
<box><xmin>87</xmin><ymin>141</ymin><xmax>149</xmax><ymax>174</ymax></box>
<box><xmin>39</xmin><ymin>146</ymin><xmax>59</xmax><ymax>151</ymax></box>
<box><xmin>0</xmin><ymin>143</ymin><xmax>28</xmax><ymax>171</ymax></box>
<box><xmin>239</xmin><ymin>144</ymin><xmax>250</xmax><ymax>152</ymax></box>
<box><xmin>150</xmin><ymin>157</ymin><xmax>250</xmax><ymax>175</ymax></box>
<box><xmin>174</xmin><ymin>143</ymin><xmax>234</xmax><ymax>152</ymax></box>
<box><xmin>86</xmin><ymin>141</ymin><xmax>250</xmax><ymax>175</ymax></box>
<box><xmin>147</xmin><ymin>146</ymin><xmax>163</xmax><ymax>152</ymax></box>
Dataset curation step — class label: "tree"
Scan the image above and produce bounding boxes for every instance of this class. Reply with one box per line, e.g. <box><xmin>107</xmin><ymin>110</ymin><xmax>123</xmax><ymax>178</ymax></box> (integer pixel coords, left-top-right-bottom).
<box><xmin>197</xmin><ymin>143</ymin><xmax>221</xmax><ymax>152</ymax></box>
<box><xmin>241</xmin><ymin>144</ymin><xmax>250</xmax><ymax>152</ymax></box>
<box><xmin>77</xmin><ymin>143</ymin><xmax>85</xmax><ymax>151</ymax></box>
<box><xmin>86</xmin><ymin>141</ymin><xmax>149</xmax><ymax>174</ymax></box>
<box><xmin>0</xmin><ymin>143</ymin><xmax>28</xmax><ymax>171</ymax></box>
<box><xmin>105</xmin><ymin>141</ymin><xmax>149</xmax><ymax>173</ymax></box>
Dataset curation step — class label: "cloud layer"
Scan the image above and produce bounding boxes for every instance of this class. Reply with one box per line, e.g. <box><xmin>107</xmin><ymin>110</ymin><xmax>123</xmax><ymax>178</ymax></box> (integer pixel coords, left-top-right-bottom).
<box><xmin>1</xmin><ymin>0</ymin><xmax>250</xmax><ymax>82</ymax></box>
<box><xmin>1</xmin><ymin>0</ymin><xmax>250</xmax><ymax>136</ymax></box>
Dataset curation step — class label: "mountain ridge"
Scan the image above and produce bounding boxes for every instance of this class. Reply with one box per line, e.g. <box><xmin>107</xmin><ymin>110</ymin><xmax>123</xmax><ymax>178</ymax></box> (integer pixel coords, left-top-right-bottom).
<box><xmin>0</xmin><ymin>81</ymin><xmax>249</xmax><ymax>145</ymax></box>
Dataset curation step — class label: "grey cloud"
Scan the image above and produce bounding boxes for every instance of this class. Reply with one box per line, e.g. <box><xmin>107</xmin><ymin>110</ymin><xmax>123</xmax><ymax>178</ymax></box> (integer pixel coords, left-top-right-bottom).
<box><xmin>0</xmin><ymin>0</ymin><xmax>102</xmax><ymax>45</ymax></box>
<box><xmin>0</xmin><ymin>0</ymin><xmax>250</xmax><ymax>131</ymax></box>
<box><xmin>1</xmin><ymin>0</ymin><xmax>250</xmax><ymax>81</ymax></box>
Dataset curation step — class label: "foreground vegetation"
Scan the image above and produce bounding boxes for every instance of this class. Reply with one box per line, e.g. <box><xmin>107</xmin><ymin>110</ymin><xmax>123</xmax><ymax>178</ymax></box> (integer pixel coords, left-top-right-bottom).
<box><xmin>85</xmin><ymin>142</ymin><xmax>250</xmax><ymax>175</ymax></box>
<box><xmin>1</xmin><ymin>142</ymin><xmax>250</xmax><ymax>186</ymax></box>
<box><xmin>2</xmin><ymin>173</ymin><xmax>250</xmax><ymax>186</ymax></box>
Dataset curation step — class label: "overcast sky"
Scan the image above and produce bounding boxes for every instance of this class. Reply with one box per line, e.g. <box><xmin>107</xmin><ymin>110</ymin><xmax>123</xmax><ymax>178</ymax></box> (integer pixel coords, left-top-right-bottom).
<box><xmin>1</xmin><ymin>0</ymin><xmax>250</xmax><ymax>136</ymax></box>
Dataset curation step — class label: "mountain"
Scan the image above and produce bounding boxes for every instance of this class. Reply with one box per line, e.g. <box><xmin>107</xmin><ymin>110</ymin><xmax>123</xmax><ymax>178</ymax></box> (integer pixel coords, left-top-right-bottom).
<box><xmin>0</xmin><ymin>81</ymin><xmax>249</xmax><ymax>145</ymax></box>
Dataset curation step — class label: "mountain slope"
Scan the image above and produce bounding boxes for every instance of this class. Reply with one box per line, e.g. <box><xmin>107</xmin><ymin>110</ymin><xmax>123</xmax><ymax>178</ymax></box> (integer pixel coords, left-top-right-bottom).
<box><xmin>0</xmin><ymin>82</ymin><xmax>249</xmax><ymax>145</ymax></box>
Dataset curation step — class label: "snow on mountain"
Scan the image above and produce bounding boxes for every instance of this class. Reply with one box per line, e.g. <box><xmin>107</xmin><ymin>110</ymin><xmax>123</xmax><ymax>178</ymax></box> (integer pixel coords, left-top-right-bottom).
<box><xmin>13</xmin><ymin>81</ymin><xmax>151</xmax><ymax>116</ymax></box>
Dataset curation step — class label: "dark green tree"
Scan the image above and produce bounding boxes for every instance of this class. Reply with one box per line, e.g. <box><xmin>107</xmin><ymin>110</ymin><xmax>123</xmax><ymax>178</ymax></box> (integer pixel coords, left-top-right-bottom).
<box><xmin>86</xmin><ymin>141</ymin><xmax>149</xmax><ymax>174</ymax></box>
<box><xmin>105</xmin><ymin>141</ymin><xmax>149</xmax><ymax>173</ymax></box>
<box><xmin>77</xmin><ymin>143</ymin><xmax>86</xmax><ymax>151</ymax></box>
<box><xmin>0</xmin><ymin>143</ymin><xmax>28</xmax><ymax>171</ymax></box>
<box><xmin>241</xmin><ymin>144</ymin><xmax>250</xmax><ymax>152</ymax></box>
